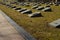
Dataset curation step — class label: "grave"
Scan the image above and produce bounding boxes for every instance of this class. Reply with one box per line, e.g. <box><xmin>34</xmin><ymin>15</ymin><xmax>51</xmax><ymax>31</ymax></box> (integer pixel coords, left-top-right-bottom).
<box><xmin>49</xmin><ymin>3</ymin><xmax>53</xmax><ymax>5</ymax></box>
<box><xmin>21</xmin><ymin>10</ymin><xmax>32</xmax><ymax>14</ymax></box>
<box><xmin>49</xmin><ymin>19</ymin><xmax>60</xmax><ymax>28</ymax></box>
<box><xmin>11</xmin><ymin>6</ymin><xmax>17</xmax><ymax>10</ymax></box>
<box><xmin>37</xmin><ymin>4</ymin><xmax>41</xmax><ymax>6</ymax></box>
<box><xmin>9</xmin><ymin>5</ymin><xmax>12</xmax><ymax>7</ymax></box>
<box><xmin>15</xmin><ymin>8</ymin><xmax>21</xmax><ymax>10</ymax></box>
<box><xmin>24</xmin><ymin>3</ymin><xmax>30</xmax><ymax>7</ymax></box>
<box><xmin>45</xmin><ymin>5</ymin><xmax>50</xmax><ymax>7</ymax></box>
<box><xmin>19</xmin><ymin>8</ymin><xmax>27</xmax><ymax>12</ymax></box>
<box><xmin>2</xmin><ymin>3</ymin><xmax>6</xmax><ymax>5</ymax></box>
<box><xmin>12</xmin><ymin>7</ymin><xmax>17</xmax><ymax>10</ymax></box>
<box><xmin>10</xmin><ymin>2</ymin><xmax>17</xmax><ymax>4</ymax></box>
<box><xmin>11</xmin><ymin>6</ymin><xmax>16</xmax><ymax>8</ymax></box>
<box><xmin>19</xmin><ymin>3</ymin><xmax>25</xmax><ymax>6</ymax></box>
<box><xmin>45</xmin><ymin>2</ymin><xmax>50</xmax><ymax>5</ymax></box>
<box><xmin>25</xmin><ymin>4</ymin><xmax>30</xmax><ymax>7</ymax></box>
<box><xmin>33</xmin><ymin>4</ymin><xmax>41</xmax><ymax>6</ymax></box>
<box><xmin>42</xmin><ymin>7</ymin><xmax>52</xmax><ymax>12</ymax></box>
<box><xmin>28</xmin><ymin>12</ymin><xmax>43</xmax><ymax>17</ymax></box>
<box><xmin>41</xmin><ymin>2</ymin><xmax>45</xmax><ymax>4</ymax></box>
<box><xmin>33</xmin><ymin>3</ymin><xmax>38</xmax><ymax>6</ymax></box>
<box><xmin>14</xmin><ymin>8</ymin><xmax>22</xmax><ymax>12</ymax></box>
<box><xmin>55</xmin><ymin>3</ymin><xmax>59</xmax><ymax>6</ymax></box>
<box><xmin>6</xmin><ymin>4</ymin><xmax>11</xmax><ymax>7</ymax></box>
<box><xmin>6</xmin><ymin>4</ymin><xmax>9</xmax><ymax>6</ymax></box>
<box><xmin>32</xmin><ymin>5</ymin><xmax>38</xmax><ymax>9</ymax></box>
<box><xmin>36</xmin><ymin>6</ymin><xmax>44</xmax><ymax>10</ymax></box>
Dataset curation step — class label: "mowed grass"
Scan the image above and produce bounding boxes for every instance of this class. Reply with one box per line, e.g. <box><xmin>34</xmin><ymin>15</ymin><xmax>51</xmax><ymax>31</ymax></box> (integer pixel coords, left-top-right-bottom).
<box><xmin>0</xmin><ymin>4</ymin><xmax>60</xmax><ymax>40</ymax></box>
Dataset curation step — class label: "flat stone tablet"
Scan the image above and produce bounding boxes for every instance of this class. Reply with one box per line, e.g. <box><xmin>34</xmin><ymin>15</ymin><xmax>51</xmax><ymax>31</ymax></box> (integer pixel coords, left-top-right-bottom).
<box><xmin>42</xmin><ymin>7</ymin><xmax>52</xmax><ymax>12</ymax></box>
<box><xmin>21</xmin><ymin>10</ymin><xmax>32</xmax><ymax>14</ymax></box>
<box><xmin>49</xmin><ymin>19</ymin><xmax>60</xmax><ymax>28</ymax></box>
<box><xmin>28</xmin><ymin>12</ymin><xmax>43</xmax><ymax>17</ymax></box>
<box><xmin>32</xmin><ymin>5</ymin><xmax>38</xmax><ymax>9</ymax></box>
<box><xmin>19</xmin><ymin>8</ymin><xmax>27</xmax><ymax>12</ymax></box>
<box><xmin>36</xmin><ymin>6</ymin><xmax>44</xmax><ymax>10</ymax></box>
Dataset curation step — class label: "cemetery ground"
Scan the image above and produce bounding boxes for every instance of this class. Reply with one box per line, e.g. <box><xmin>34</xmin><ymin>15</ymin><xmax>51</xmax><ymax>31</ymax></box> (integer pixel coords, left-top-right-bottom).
<box><xmin>0</xmin><ymin>3</ymin><xmax>60</xmax><ymax>40</ymax></box>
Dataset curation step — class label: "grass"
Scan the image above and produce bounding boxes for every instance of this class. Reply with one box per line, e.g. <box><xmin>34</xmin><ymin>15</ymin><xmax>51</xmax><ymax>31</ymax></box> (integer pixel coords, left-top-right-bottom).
<box><xmin>0</xmin><ymin>3</ymin><xmax>60</xmax><ymax>40</ymax></box>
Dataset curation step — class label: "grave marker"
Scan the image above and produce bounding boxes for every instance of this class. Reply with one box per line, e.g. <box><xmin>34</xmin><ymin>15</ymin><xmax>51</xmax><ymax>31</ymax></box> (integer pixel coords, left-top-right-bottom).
<box><xmin>32</xmin><ymin>5</ymin><xmax>38</xmax><ymax>9</ymax></box>
<box><xmin>28</xmin><ymin>12</ymin><xmax>43</xmax><ymax>17</ymax></box>
<box><xmin>42</xmin><ymin>7</ymin><xmax>52</xmax><ymax>12</ymax></box>
<box><xmin>49</xmin><ymin>19</ymin><xmax>60</xmax><ymax>28</ymax></box>
<box><xmin>36</xmin><ymin>6</ymin><xmax>44</xmax><ymax>10</ymax></box>
<box><xmin>21</xmin><ymin>10</ymin><xmax>32</xmax><ymax>14</ymax></box>
<box><xmin>19</xmin><ymin>8</ymin><xmax>27</xmax><ymax>12</ymax></box>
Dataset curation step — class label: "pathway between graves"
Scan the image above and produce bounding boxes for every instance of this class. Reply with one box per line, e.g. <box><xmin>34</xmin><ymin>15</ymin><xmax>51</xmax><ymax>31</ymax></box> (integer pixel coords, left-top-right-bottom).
<box><xmin>0</xmin><ymin>10</ymin><xmax>25</xmax><ymax>40</ymax></box>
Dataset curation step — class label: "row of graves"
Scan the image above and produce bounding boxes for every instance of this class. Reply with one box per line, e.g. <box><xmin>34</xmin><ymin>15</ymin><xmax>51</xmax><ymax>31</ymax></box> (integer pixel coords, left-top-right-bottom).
<box><xmin>0</xmin><ymin>2</ymin><xmax>44</xmax><ymax>18</ymax></box>
<box><xmin>0</xmin><ymin>2</ymin><xmax>56</xmax><ymax>17</ymax></box>
<box><xmin>18</xmin><ymin>2</ymin><xmax>52</xmax><ymax>12</ymax></box>
<box><xmin>0</xmin><ymin>2</ymin><xmax>60</xmax><ymax>28</ymax></box>
<box><xmin>18</xmin><ymin>2</ymin><xmax>60</xmax><ymax>6</ymax></box>
<box><xmin>19</xmin><ymin>2</ymin><xmax>30</xmax><ymax>7</ymax></box>
<box><xmin>0</xmin><ymin>2</ymin><xmax>43</xmax><ymax>17</ymax></box>
<box><xmin>32</xmin><ymin>5</ymin><xmax>52</xmax><ymax>12</ymax></box>
<box><xmin>11</xmin><ymin>6</ymin><xmax>43</xmax><ymax>17</ymax></box>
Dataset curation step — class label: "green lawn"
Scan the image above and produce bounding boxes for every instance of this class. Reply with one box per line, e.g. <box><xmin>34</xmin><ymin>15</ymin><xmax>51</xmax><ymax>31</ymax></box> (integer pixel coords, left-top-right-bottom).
<box><xmin>0</xmin><ymin>3</ymin><xmax>60</xmax><ymax>40</ymax></box>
